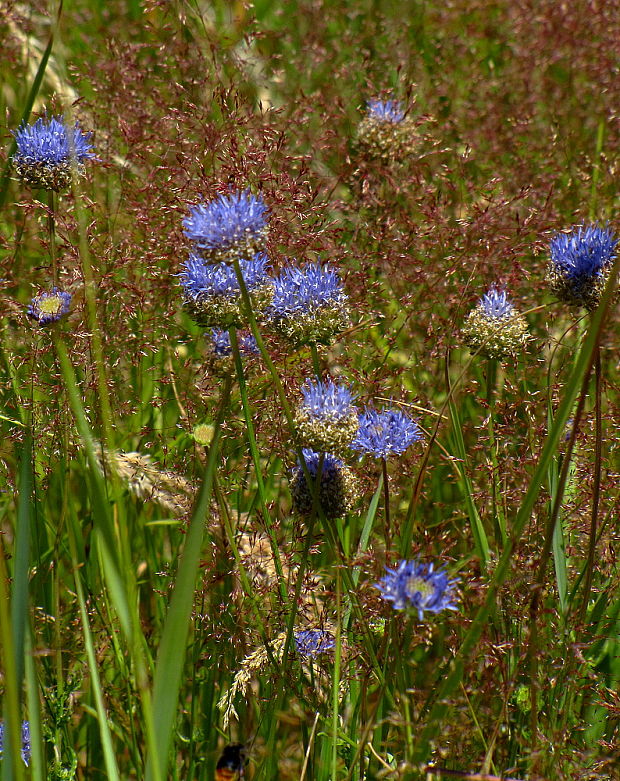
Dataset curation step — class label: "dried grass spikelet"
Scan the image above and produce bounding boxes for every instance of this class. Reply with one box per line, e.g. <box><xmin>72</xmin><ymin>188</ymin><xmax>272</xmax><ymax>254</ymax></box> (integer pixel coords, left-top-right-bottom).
<box><xmin>217</xmin><ymin>631</ymin><xmax>288</xmax><ymax>729</ymax></box>
<box><xmin>95</xmin><ymin>447</ymin><xmax>195</xmax><ymax>517</ymax></box>
<box><xmin>237</xmin><ymin>531</ymin><xmax>286</xmax><ymax>592</ymax></box>
<box><xmin>234</xmin><ymin>531</ymin><xmax>326</xmax><ymax>616</ymax></box>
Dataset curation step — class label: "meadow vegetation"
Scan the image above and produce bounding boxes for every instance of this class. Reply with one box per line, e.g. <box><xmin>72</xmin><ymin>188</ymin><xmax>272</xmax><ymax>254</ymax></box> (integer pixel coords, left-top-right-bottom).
<box><xmin>0</xmin><ymin>1</ymin><xmax>619</xmax><ymax>779</ymax></box>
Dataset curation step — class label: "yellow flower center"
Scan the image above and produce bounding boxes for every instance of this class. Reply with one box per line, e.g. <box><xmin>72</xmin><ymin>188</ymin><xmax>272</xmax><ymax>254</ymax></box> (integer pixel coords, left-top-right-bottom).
<box><xmin>406</xmin><ymin>576</ymin><xmax>433</xmax><ymax>599</ymax></box>
<box><xmin>38</xmin><ymin>295</ymin><xmax>64</xmax><ymax>316</ymax></box>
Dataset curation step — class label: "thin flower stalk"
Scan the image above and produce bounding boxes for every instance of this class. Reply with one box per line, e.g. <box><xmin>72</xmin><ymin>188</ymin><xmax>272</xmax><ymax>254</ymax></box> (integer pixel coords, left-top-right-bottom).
<box><xmin>228</xmin><ymin>326</ymin><xmax>290</xmax><ymax>609</ymax></box>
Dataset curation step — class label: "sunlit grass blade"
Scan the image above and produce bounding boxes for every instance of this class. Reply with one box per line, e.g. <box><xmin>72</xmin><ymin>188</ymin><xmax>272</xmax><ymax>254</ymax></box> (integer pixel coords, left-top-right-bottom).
<box><xmin>146</xmin><ymin>375</ymin><xmax>233</xmax><ymax>781</ymax></box>
<box><xmin>24</xmin><ymin>631</ymin><xmax>43</xmax><ymax>781</ymax></box>
<box><xmin>0</xmin><ymin>544</ymin><xmax>26</xmax><ymax>781</ymax></box>
<box><xmin>71</xmin><ymin>546</ymin><xmax>121</xmax><ymax>781</ymax></box>
<box><xmin>547</xmin><ymin>402</ymin><xmax>568</xmax><ymax>615</ymax></box>
<box><xmin>54</xmin><ymin>338</ymin><xmax>132</xmax><ymax>639</ymax></box>
<box><xmin>11</xmin><ymin>433</ymin><xmax>33</xmax><ymax>697</ymax></box>
<box><xmin>446</xmin><ymin>393</ymin><xmax>490</xmax><ymax>569</ymax></box>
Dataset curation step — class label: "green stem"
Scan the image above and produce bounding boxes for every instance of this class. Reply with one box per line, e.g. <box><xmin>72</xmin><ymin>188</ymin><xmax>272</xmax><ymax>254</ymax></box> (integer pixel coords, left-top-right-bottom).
<box><xmin>382</xmin><ymin>457</ymin><xmax>391</xmax><ymax>553</ymax></box>
<box><xmin>331</xmin><ymin>568</ymin><xmax>342</xmax><ymax>781</ymax></box>
<box><xmin>0</xmin><ymin>540</ymin><xmax>26</xmax><ymax>781</ymax></box>
<box><xmin>146</xmin><ymin>375</ymin><xmax>233</xmax><ymax>781</ymax></box>
<box><xmin>231</xmin><ymin>258</ymin><xmax>294</xmax><ymax>429</ymax></box>
<box><xmin>486</xmin><ymin>358</ymin><xmax>506</xmax><ymax>546</ymax></box>
<box><xmin>48</xmin><ymin>189</ymin><xmax>58</xmax><ymax>285</ymax></box>
<box><xmin>310</xmin><ymin>342</ymin><xmax>322</xmax><ymax>377</ymax></box>
<box><xmin>579</xmin><ymin>345</ymin><xmax>602</xmax><ymax>620</ymax></box>
<box><xmin>527</xmin><ymin>347</ymin><xmax>596</xmax><ymax>746</ymax></box>
<box><xmin>228</xmin><ymin>326</ymin><xmax>290</xmax><ymax>609</ymax></box>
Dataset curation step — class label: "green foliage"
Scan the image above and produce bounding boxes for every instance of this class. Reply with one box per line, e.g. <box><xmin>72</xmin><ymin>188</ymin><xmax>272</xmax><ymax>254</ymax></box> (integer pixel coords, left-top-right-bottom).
<box><xmin>1</xmin><ymin>1</ymin><xmax>619</xmax><ymax>779</ymax></box>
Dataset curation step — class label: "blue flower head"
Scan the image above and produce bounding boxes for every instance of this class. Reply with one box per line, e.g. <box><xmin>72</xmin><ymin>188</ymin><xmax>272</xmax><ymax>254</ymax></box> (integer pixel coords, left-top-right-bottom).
<box><xmin>295</xmin><ymin>629</ymin><xmax>335</xmax><ymax>658</ymax></box>
<box><xmin>0</xmin><ymin>720</ymin><xmax>31</xmax><ymax>766</ymax></box>
<box><xmin>268</xmin><ymin>263</ymin><xmax>350</xmax><ymax>347</ymax></box>
<box><xmin>210</xmin><ymin>329</ymin><xmax>233</xmax><ymax>356</ymax></box>
<box><xmin>291</xmin><ymin>449</ymin><xmax>356</xmax><ymax>520</ymax></box>
<box><xmin>366</xmin><ymin>99</ymin><xmax>405</xmax><ymax>124</ymax></box>
<box><xmin>480</xmin><ymin>288</ymin><xmax>513</xmax><ymax>319</ymax></box>
<box><xmin>462</xmin><ymin>287</ymin><xmax>529</xmax><ymax>360</ymax></box>
<box><xmin>295</xmin><ymin>377</ymin><xmax>358</xmax><ymax>454</ymax></box>
<box><xmin>375</xmin><ymin>559</ymin><xmax>459</xmax><ymax>620</ymax></box>
<box><xmin>357</xmin><ymin>98</ymin><xmax>417</xmax><ymax>161</ymax></box>
<box><xmin>183</xmin><ymin>189</ymin><xmax>268</xmax><ymax>263</ymax></box>
<box><xmin>548</xmin><ymin>223</ymin><xmax>618</xmax><ymax>310</ymax></box>
<box><xmin>206</xmin><ymin>329</ymin><xmax>259</xmax><ymax>377</ymax></box>
<box><xmin>208</xmin><ymin>329</ymin><xmax>258</xmax><ymax>357</ymax></box>
<box><xmin>180</xmin><ymin>253</ymin><xmax>273</xmax><ymax>328</ymax></box>
<box><xmin>27</xmin><ymin>287</ymin><xmax>71</xmax><ymax>325</ymax></box>
<box><xmin>352</xmin><ymin>407</ymin><xmax>422</xmax><ymax>459</ymax></box>
<box><xmin>300</xmin><ymin>377</ymin><xmax>356</xmax><ymax>419</ymax></box>
<box><xmin>13</xmin><ymin>115</ymin><xmax>95</xmax><ymax>190</ymax></box>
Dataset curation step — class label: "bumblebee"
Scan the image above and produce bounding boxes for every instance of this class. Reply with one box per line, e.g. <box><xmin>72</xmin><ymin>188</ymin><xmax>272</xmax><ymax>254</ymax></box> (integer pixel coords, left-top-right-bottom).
<box><xmin>215</xmin><ymin>743</ymin><xmax>246</xmax><ymax>780</ymax></box>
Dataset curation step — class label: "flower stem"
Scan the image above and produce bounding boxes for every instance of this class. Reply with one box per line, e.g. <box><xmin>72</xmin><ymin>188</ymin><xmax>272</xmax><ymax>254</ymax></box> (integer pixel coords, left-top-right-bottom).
<box><xmin>486</xmin><ymin>358</ymin><xmax>507</xmax><ymax>545</ymax></box>
<box><xmin>579</xmin><ymin>344</ymin><xmax>602</xmax><ymax>619</ymax></box>
<box><xmin>47</xmin><ymin>189</ymin><xmax>57</xmax><ymax>285</ymax></box>
<box><xmin>228</xmin><ymin>325</ymin><xmax>290</xmax><ymax>609</ymax></box>
<box><xmin>310</xmin><ymin>341</ymin><xmax>322</xmax><ymax>377</ymax></box>
<box><xmin>382</xmin><ymin>457</ymin><xmax>391</xmax><ymax>553</ymax></box>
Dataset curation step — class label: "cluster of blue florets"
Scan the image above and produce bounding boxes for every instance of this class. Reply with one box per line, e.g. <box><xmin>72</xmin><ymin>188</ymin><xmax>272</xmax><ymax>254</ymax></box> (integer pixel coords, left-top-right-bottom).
<box><xmin>366</xmin><ymin>99</ymin><xmax>406</xmax><ymax>124</ymax></box>
<box><xmin>375</xmin><ymin>560</ymin><xmax>459</xmax><ymax>620</ymax></box>
<box><xmin>183</xmin><ymin>190</ymin><xmax>269</xmax><ymax>264</ymax></box>
<box><xmin>550</xmin><ymin>224</ymin><xmax>616</xmax><ymax>281</ymax></box>
<box><xmin>480</xmin><ymin>288</ymin><xmax>513</xmax><ymax>319</ymax></box>
<box><xmin>27</xmin><ymin>287</ymin><xmax>72</xmax><ymax>325</ymax></box>
<box><xmin>180</xmin><ymin>252</ymin><xmax>273</xmax><ymax>328</ymax></box>
<box><xmin>181</xmin><ymin>252</ymin><xmax>270</xmax><ymax>300</ymax></box>
<box><xmin>13</xmin><ymin>115</ymin><xmax>94</xmax><ymax>191</ymax></box>
<box><xmin>294</xmin><ymin>629</ymin><xmax>335</xmax><ymax>658</ymax></box>
<box><xmin>548</xmin><ymin>223</ymin><xmax>617</xmax><ymax>310</ymax></box>
<box><xmin>294</xmin><ymin>377</ymin><xmax>359</xmax><ymax>455</ymax></box>
<box><xmin>461</xmin><ymin>286</ymin><xmax>530</xmax><ymax>360</ymax></box>
<box><xmin>353</xmin><ymin>407</ymin><xmax>422</xmax><ymax>459</ymax></box>
<box><xmin>300</xmin><ymin>378</ymin><xmax>356</xmax><ymax>420</ymax></box>
<box><xmin>267</xmin><ymin>263</ymin><xmax>350</xmax><ymax>346</ymax></box>
<box><xmin>0</xmin><ymin>720</ymin><xmax>31</xmax><ymax>767</ymax></box>
<box><xmin>356</xmin><ymin>97</ymin><xmax>418</xmax><ymax>161</ymax></box>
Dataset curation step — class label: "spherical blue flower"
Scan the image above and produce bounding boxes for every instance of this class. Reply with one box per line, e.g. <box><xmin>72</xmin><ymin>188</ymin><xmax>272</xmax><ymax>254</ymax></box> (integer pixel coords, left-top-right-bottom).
<box><xmin>267</xmin><ymin>263</ymin><xmax>350</xmax><ymax>347</ymax></box>
<box><xmin>181</xmin><ymin>252</ymin><xmax>269</xmax><ymax>299</ymax></box>
<box><xmin>300</xmin><ymin>377</ymin><xmax>356</xmax><ymax>419</ymax></box>
<box><xmin>366</xmin><ymin>99</ymin><xmax>405</xmax><ymax>124</ymax></box>
<box><xmin>210</xmin><ymin>329</ymin><xmax>233</xmax><ymax>356</ymax></box>
<box><xmin>480</xmin><ymin>287</ymin><xmax>513</xmax><ymax>319</ymax></box>
<box><xmin>0</xmin><ymin>720</ymin><xmax>31</xmax><ymax>766</ymax></box>
<box><xmin>548</xmin><ymin>223</ymin><xmax>618</xmax><ymax>310</ymax></box>
<box><xmin>295</xmin><ymin>377</ymin><xmax>358</xmax><ymax>454</ymax></box>
<box><xmin>550</xmin><ymin>224</ymin><xmax>616</xmax><ymax>280</ymax></box>
<box><xmin>12</xmin><ymin>115</ymin><xmax>95</xmax><ymax>190</ymax></box>
<box><xmin>291</xmin><ymin>449</ymin><xmax>357</xmax><ymax>519</ymax></box>
<box><xmin>294</xmin><ymin>629</ymin><xmax>335</xmax><ymax>658</ymax></box>
<box><xmin>183</xmin><ymin>189</ymin><xmax>268</xmax><ymax>263</ymax></box>
<box><xmin>352</xmin><ymin>407</ymin><xmax>422</xmax><ymax>459</ymax></box>
<box><xmin>27</xmin><ymin>287</ymin><xmax>71</xmax><ymax>325</ymax></box>
<box><xmin>462</xmin><ymin>287</ymin><xmax>529</xmax><ymax>360</ymax></box>
<box><xmin>208</xmin><ymin>329</ymin><xmax>258</xmax><ymax>356</ymax></box>
<box><xmin>206</xmin><ymin>329</ymin><xmax>259</xmax><ymax>377</ymax></box>
<box><xmin>180</xmin><ymin>253</ymin><xmax>273</xmax><ymax>328</ymax></box>
<box><xmin>375</xmin><ymin>559</ymin><xmax>459</xmax><ymax>620</ymax></box>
